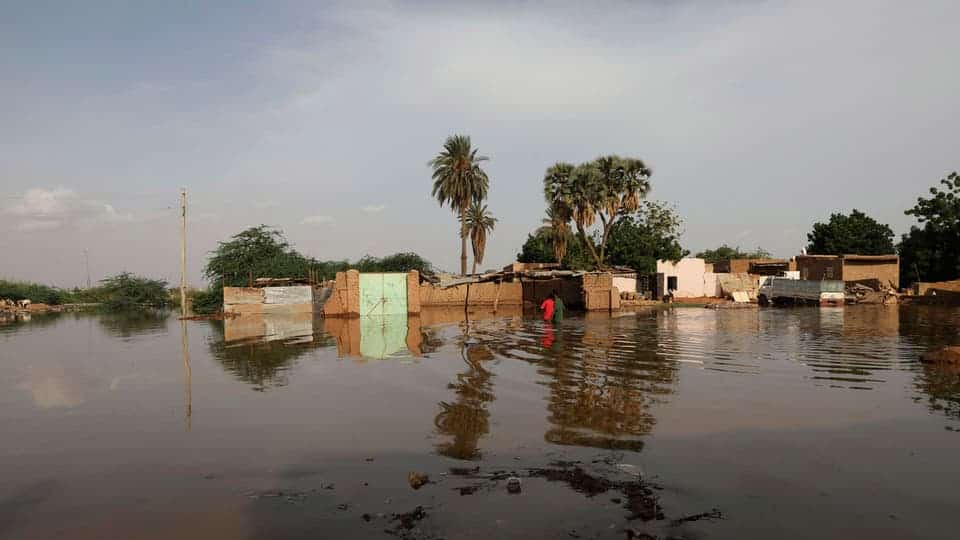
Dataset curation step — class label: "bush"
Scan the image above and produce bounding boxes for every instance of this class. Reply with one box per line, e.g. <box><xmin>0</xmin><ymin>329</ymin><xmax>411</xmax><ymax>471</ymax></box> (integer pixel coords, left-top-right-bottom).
<box><xmin>0</xmin><ymin>280</ymin><xmax>64</xmax><ymax>305</ymax></box>
<box><xmin>98</xmin><ymin>273</ymin><xmax>171</xmax><ymax>309</ymax></box>
<box><xmin>190</xmin><ymin>288</ymin><xmax>223</xmax><ymax>315</ymax></box>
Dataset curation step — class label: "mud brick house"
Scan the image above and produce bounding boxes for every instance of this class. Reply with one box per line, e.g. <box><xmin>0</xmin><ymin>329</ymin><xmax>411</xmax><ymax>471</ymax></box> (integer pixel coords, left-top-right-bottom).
<box><xmin>795</xmin><ymin>254</ymin><xmax>900</xmax><ymax>289</ymax></box>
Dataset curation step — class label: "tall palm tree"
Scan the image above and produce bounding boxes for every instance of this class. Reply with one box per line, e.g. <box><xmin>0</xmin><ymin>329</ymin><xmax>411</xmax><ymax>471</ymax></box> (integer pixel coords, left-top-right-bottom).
<box><xmin>466</xmin><ymin>202</ymin><xmax>497</xmax><ymax>274</ymax></box>
<box><xmin>537</xmin><ymin>206</ymin><xmax>571</xmax><ymax>264</ymax></box>
<box><xmin>430</xmin><ymin>135</ymin><xmax>490</xmax><ymax>275</ymax></box>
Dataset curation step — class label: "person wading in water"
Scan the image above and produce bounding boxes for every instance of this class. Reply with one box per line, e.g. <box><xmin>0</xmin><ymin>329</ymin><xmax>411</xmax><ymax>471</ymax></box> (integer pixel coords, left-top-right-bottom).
<box><xmin>540</xmin><ymin>290</ymin><xmax>564</xmax><ymax>322</ymax></box>
<box><xmin>540</xmin><ymin>293</ymin><xmax>555</xmax><ymax>322</ymax></box>
<box><xmin>551</xmin><ymin>290</ymin><xmax>564</xmax><ymax>322</ymax></box>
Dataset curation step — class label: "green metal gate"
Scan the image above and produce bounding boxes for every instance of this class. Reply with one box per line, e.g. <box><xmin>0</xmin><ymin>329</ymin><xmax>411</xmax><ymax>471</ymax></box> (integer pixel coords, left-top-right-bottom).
<box><xmin>359</xmin><ymin>273</ymin><xmax>408</xmax><ymax>317</ymax></box>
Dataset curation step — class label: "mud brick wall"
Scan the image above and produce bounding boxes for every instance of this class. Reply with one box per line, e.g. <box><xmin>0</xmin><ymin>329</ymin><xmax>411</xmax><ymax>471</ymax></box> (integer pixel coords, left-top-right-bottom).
<box><xmin>407</xmin><ymin>271</ymin><xmax>421</xmax><ymax>314</ymax></box>
<box><xmin>322</xmin><ymin>270</ymin><xmax>361</xmax><ymax>317</ymax></box>
<box><xmin>797</xmin><ymin>257</ymin><xmax>844</xmax><ymax>281</ymax></box>
<box><xmin>916</xmin><ymin>279</ymin><xmax>960</xmax><ymax>296</ymax></box>
<box><xmin>843</xmin><ymin>260</ymin><xmax>899</xmax><ymax>289</ymax></box>
<box><xmin>419</xmin><ymin>281</ymin><xmax>522</xmax><ymax>307</ymax></box>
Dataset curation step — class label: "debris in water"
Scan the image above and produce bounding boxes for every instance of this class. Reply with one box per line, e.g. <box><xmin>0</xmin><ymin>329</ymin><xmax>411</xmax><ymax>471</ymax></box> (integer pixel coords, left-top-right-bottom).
<box><xmin>393</xmin><ymin>506</ymin><xmax>427</xmax><ymax>530</ymax></box>
<box><xmin>457</xmin><ymin>485</ymin><xmax>479</xmax><ymax>496</ymax></box>
<box><xmin>528</xmin><ymin>464</ymin><xmax>663</xmax><ymax>521</ymax></box>
<box><xmin>669</xmin><ymin>508</ymin><xmax>723</xmax><ymax>526</ymax></box>
<box><xmin>449</xmin><ymin>466</ymin><xmax>480</xmax><ymax>476</ymax></box>
<box><xmin>408</xmin><ymin>472</ymin><xmax>430</xmax><ymax>490</ymax></box>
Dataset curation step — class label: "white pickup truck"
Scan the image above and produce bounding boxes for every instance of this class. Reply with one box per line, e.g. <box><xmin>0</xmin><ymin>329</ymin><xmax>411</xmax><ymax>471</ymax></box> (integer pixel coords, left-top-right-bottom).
<box><xmin>758</xmin><ymin>277</ymin><xmax>845</xmax><ymax>306</ymax></box>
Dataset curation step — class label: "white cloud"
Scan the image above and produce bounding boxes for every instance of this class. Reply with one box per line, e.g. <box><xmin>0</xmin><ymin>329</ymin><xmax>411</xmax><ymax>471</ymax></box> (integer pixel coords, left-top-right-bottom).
<box><xmin>4</xmin><ymin>187</ymin><xmax>132</xmax><ymax>232</ymax></box>
<box><xmin>361</xmin><ymin>204</ymin><xmax>386</xmax><ymax>213</ymax></box>
<box><xmin>301</xmin><ymin>215</ymin><xmax>334</xmax><ymax>225</ymax></box>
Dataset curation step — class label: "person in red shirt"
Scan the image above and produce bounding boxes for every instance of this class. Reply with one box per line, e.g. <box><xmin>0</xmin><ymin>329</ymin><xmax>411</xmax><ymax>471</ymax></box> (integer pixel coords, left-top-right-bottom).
<box><xmin>540</xmin><ymin>294</ymin><xmax>555</xmax><ymax>321</ymax></box>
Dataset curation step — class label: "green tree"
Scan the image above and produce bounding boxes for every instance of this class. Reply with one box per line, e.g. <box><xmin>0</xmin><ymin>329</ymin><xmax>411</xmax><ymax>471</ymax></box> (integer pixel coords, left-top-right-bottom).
<box><xmin>204</xmin><ymin>225</ymin><xmax>317</xmax><ymax>287</ymax></box>
<box><xmin>355</xmin><ymin>252</ymin><xmax>433</xmax><ymax>274</ymax></box>
<box><xmin>99</xmin><ymin>272</ymin><xmax>170</xmax><ymax>309</ymax></box>
<box><xmin>542</xmin><ymin>155</ymin><xmax>652</xmax><ymax>268</ymax></box>
<box><xmin>517</xmin><ymin>231</ymin><xmax>594</xmax><ymax>271</ymax></box>
<box><xmin>806</xmin><ymin>209</ymin><xmax>895</xmax><ymax>255</ymax></box>
<box><xmin>606</xmin><ymin>201</ymin><xmax>689</xmax><ymax>273</ymax></box>
<box><xmin>466</xmin><ymin>202</ymin><xmax>497</xmax><ymax>274</ymax></box>
<box><xmin>696</xmin><ymin>244</ymin><xmax>772</xmax><ymax>263</ymax></box>
<box><xmin>429</xmin><ymin>135</ymin><xmax>490</xmax><ymax>275</ymax></box>
<box><xmin>899</xmin><ymin>171</ymin><xmax>960</xmax><ymax>284</ymax></box>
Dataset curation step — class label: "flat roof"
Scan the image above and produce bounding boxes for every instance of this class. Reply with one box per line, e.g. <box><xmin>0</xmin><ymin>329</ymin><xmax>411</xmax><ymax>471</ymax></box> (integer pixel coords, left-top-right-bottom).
<box><xmin>841</xmin><ymin>254</ymin><xmax>899</xmax><ymax>262</ymax></box>
<box><xmin>797</xmin><ymin>254</ymin><xmax>898</xmax><ymax>261</ymax></box>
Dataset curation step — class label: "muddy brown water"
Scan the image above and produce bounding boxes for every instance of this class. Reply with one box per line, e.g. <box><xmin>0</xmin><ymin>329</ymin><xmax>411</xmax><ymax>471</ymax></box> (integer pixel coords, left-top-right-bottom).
<box><xmin>0</xmin><ymin>306</ymin><xmax>958</xmax><ymax>539</ymax></box>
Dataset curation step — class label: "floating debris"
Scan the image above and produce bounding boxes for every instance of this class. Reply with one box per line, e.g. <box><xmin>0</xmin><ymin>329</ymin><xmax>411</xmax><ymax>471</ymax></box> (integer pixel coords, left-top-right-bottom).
<box><xmin>392</xmin><ymin>506</ymin><xmax>427</xmax><ymax>530</ymax></box>
<box><xmin>408</xmin><ymin>472</ymin><xmax>430</xmax><ymax>490</ymax></box>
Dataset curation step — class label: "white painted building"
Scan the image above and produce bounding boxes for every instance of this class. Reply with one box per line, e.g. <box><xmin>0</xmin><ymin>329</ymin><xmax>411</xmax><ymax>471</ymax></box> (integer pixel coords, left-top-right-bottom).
<box><xmin>655</xmin><ymin>258</ymin><xmax>720</xmax><ymax>298</ymax></box>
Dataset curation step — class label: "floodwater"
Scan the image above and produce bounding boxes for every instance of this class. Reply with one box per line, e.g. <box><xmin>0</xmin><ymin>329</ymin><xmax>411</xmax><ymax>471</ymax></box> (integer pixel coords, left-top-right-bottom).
<box><xmin>1</xmin><ymin>306</ymin><xmax>958</xmax><ymax>539</ymax></box>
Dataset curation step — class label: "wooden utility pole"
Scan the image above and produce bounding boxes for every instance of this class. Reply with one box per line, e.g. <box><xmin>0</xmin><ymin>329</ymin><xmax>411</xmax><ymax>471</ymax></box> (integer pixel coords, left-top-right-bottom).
<box><xmin>180</xmin><ymin>189</ymin><xmax>188</xmax><ymax>317</ymax></box>
<box><xmin>83</xmin><ymin>249</ymin><xmax>91</xmax><ymax>288</ymax></box>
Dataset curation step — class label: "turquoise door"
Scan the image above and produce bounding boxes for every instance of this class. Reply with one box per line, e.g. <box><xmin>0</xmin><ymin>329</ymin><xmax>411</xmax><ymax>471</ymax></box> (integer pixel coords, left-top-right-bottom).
<box><xmin>359</xmin><ymin>273</ymin><xmax>408</xmax><ymax>317</ymax></box>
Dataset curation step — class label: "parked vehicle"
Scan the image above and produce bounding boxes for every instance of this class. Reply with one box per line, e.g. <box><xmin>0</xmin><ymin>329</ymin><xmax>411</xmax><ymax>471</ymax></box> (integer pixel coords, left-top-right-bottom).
<box><xmin>758</xmin><ymin>277</ymin><xmax>845</xmax><ymax>306</ymax></box>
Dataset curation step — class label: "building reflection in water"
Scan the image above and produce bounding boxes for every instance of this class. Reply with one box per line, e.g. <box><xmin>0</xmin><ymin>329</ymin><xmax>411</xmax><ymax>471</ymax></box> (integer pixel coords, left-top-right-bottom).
<box><xmin>213</xmin><ymin>314</ymin><xmax>333</xmax><ymax>391</ymax></box>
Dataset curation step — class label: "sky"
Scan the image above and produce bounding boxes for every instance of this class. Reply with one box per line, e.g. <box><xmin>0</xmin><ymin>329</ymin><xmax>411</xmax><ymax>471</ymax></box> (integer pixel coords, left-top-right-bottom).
<box><xmin>2</xmin><ymin>0</ymin><xmax>958</xmax><ymax>287</ymax></box>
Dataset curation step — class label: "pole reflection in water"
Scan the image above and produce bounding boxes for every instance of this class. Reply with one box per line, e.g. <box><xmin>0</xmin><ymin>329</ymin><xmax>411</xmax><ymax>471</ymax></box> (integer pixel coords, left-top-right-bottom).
<box><xmin>180</xmin><ymin>319</ymin><xmax>192</xmax><ymax>430</ymax></box>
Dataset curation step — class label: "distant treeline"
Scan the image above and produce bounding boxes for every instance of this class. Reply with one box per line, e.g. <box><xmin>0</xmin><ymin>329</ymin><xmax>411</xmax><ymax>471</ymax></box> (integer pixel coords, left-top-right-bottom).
<box><xmin>1</xmin><ymin>273</ymin><xmax>171</xmax><ymax>309</ymax></box>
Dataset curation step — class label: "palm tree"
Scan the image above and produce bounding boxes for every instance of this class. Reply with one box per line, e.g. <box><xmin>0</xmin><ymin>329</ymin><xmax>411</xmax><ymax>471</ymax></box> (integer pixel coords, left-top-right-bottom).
<box><xmin>430</xmin><ymin>135</ymin><xmax>490</xmax><ymax>275</ymax></box>
<box><xmin>466</xmin><ymin>202</ymin><xmax>497</xmax><ymax>274</ymax></box>
<box><xmin>540</xmin><ymin>156</ymin><xmax>652</xmax><ymax>268</ymax></box>
<box><xmin>536</xmin><ymin>206</ymin><xmax>572</xmax><ymax>264</ymax></box>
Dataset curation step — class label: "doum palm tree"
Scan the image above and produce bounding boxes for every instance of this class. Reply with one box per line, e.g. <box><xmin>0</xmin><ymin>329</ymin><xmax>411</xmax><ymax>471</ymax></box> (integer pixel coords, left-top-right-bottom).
<box><xmin>466</xmin><ymin>202</ymin><xmax>497</xmax><ymax>274</ymax></box>
<box><xmin>537</xmin><ymin>206</ymin><xmax>571</xmax><ymax>264</ymax></box>
<box><xmin>430</xmin><ymin>135</ymin><xmax>490</xmax><ymax>275</ymax></box>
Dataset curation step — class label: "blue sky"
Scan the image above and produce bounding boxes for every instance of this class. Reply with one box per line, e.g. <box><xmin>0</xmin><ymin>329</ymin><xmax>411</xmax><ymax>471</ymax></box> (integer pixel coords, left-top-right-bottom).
<box><xmin>2</xmin><ymin>0</ymin><xmax>958</xmax><ymax>286</ymax></box>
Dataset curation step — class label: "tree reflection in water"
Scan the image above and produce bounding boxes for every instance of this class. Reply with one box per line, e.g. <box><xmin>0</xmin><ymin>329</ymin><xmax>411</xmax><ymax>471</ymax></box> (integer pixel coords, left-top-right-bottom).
<box><xmin>915</xmin><ymin>364</ymin><xmax>960</xmax><ymax>421</ymax></box>
<box><xmin>435</xmin><ymin>313</ymin><xmax>680</xmax><ymax>455</ymax></box>
<box><xmin>96</xmin><ymin>309</ymin><xmax>170</xmax><ymax>339</ymax></box>
<box><xmin>541</xmin><ymin>315</ymin><xmax>677</xmax><ymax>451</ymax></box>
<box><xmin>897</xmin><ymin>306</ymin><xmax>960</xmax><ymax>423</ymax></box>
<box><xmin>434</xmin><ymin>321</ymin><xmax>496</xmax><ymax>460</ymax></box>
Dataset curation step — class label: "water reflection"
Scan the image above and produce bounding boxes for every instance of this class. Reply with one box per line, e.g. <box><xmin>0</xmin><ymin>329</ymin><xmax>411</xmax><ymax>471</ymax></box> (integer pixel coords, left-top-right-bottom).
<box><xmin>434</xmin><ymin>335</ymin><xmax>496</xmax><ymax>460</ymax></box>
<box><xmin>461</xmin><ymin>313</ymin><xmax>680</xmax><ymax>452</ymax></box>
<box><xmin>180</xmin><ymin>320</ymin><xmax>192</xmax><ymax>430</ymax></box>
<box><xmin>209</xmin><ymin>315</ymin><xmax>333</xmax><ymax>391</ymax></box>
<box><xmin>97</xmin><ymin>309</ymin><xmax>169</xmax><ymax>339</ymax></box>
<box><xmin>915</xmin><ymin>364</ymin><xmax>960</xmax><ymax>421</ymax></box>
